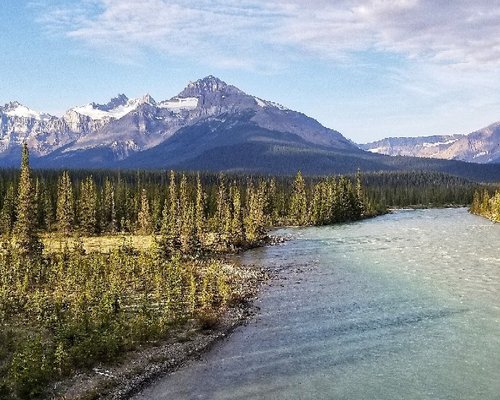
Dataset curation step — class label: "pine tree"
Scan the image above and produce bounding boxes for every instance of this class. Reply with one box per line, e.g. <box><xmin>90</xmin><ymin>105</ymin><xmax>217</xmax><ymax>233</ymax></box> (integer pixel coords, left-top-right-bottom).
<box><xmin>230</xmin><ymin>183</ymin><xmax>244</xmax><ymax>246</ymax></box>
<box><xmin>180</xmin><ymin>202</ymin><xmax>196</xmax><ymax>254</ymax></box>
<box><xmin>41</xmin><ymin>186</ymin><xmax>55</xmax><ymax>232</ymax></box>
<box><xmin>480</xmin><ymin>189</ymin><xmax>490</xmax><ymax>216</ymax></box>
<box><xmin>78</xmin><ymin>176</ymin><xmax>98</xmax><ymax>235</ymax></box>
<box><xmin>490</xmin><ymin>191</ymin><xmax>500</xmax><ymax>221</ymax></box>
<box><xmin>12</xmin><ymin>143</ymin><xmax>42</xmax><ymax>257</ymax></box>
<box><xmin>354</xmin><ymin>169</ymin><xmax>365</xmax><ymax>218</ymax></box>
<box><xmin>470</xmin><ymin>190</ymin><xmax>481</xmax><ymax>214</ymax></box>
<box><xmin>267</xmin><ymin>177</ymin><xmax>279</xmax><ymax>225</ymax></box>
<box><xmin>310</xmin><ymin>182</ymin><xmax>323</xmax><ymax>225</ymax></box>
<box><xmin>136</xmin><ymin>189</ymin><xmax>153</xmax><ymax>235</ymax></box>
<box><xmin>244</xmin><ymin>180</ymin><xmax>266</xmax><ymax>243</ymax></box>
<box><xmin>56</xmin><ymin>171</ymin><xmax>75</xmax><ymax>235</ymax></box>
<box><xmin>0</xmin><ymin>184</ymin><xmax>16</xmax><ymax>235</ymax></box>
<box><xmin>290</xmin><ymin>171</ymin><xmax>308</xmax><ymax>225</ymax></box>
<box><xmin>160</xmin><ymin>170</ymin><xmax>180</xmax><ymax>252</ymax></box>
<box><xmin>213</xmin><ymin>174</ymin><xmax>229</xmax><ymax>250</ymax></box>
<box><xmin>194</xmin><ymin>174</ymin><xmax>206</xmax><ymax>246</ymax></box>
<box><xmin>100</xmin><ymin>178</ymin><xmax>117</xmax><ymax>233</ymax></box>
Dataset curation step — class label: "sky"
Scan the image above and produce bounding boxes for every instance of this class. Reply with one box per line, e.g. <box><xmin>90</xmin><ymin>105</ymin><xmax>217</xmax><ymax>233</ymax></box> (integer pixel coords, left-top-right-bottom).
<box><xmin>2</xmin><ymin>0</ymin><xmax>500</xmax><ymax>143</ymax></box>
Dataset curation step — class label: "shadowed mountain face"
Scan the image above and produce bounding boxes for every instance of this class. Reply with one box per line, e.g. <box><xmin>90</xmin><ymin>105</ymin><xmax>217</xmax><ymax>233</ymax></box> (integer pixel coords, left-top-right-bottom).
<box><xmin>3</xmin><ymin>76</ymin><xmax>500</xmax><ymax>181</ymax></box>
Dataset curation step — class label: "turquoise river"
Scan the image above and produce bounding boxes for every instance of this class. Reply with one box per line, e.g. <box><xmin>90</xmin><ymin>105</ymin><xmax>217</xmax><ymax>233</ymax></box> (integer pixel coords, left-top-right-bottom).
<box><xmin>133</xmin><ymin>208</ymin><xmax>500</xmax><ymax>399</ymax></box>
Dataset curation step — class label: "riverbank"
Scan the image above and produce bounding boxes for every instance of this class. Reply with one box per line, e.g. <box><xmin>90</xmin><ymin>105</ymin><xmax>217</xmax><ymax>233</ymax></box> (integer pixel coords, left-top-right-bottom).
<box><xmin>50</xmin><ymin>263</ymin><xmax>268</xmax><ymax>400</ymax></box>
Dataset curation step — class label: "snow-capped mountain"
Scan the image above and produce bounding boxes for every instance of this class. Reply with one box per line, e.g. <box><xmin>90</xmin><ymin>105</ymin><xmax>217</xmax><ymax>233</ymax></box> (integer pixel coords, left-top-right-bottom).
<box><xmin>0</xmin><ymin>75</ymin><xmax>356</xmax><ymax>167</ymax></box>
<box><xmin>361</xmin><ymin>122</ymin><xmax>500</xmax><ymax>164</ymax></box>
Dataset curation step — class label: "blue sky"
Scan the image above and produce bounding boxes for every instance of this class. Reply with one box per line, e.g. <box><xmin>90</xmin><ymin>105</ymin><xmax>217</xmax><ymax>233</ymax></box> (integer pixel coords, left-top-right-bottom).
<box><xmin>2</xmin><ymin>0</ymin><xmax>500</xmax><ymax>143</ymax></box>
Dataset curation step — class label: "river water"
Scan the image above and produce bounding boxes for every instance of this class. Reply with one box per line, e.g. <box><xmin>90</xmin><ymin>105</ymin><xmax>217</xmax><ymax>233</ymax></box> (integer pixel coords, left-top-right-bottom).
<box><xmin>133</xmin><ymin>208</ymin><xmax>500</xmax><ymax>399</ymax></box>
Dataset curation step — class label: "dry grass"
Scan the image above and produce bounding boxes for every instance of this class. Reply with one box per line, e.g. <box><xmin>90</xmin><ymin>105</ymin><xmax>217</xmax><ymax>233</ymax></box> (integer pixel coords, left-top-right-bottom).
<box><xmin>42</xmin><ymin>234</ymin><xmax>156</xmax><ymax>253</ymax></box>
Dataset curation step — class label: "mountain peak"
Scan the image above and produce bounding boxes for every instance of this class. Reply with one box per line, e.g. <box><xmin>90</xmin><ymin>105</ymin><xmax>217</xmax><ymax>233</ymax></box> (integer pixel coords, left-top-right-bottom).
<box><xmin>1</xmin><ymin>101</ymin><xmax>45</xmax><ymax>120</ymax></box>
<box><xmin>94</xmin><ymin>94</ymin><xmax>130</xmax><ymax>112</ymax></box>
<box><xmin>137</xmin><ymin>93</ymin><xmax>156</xmax><ymax>105</ymax></box>
<box><xmin>178</xmin><ymin>75</ymin><xmax>244</xmax><ymax>98</ymax></box>
<box><xmin>3</xmin><ymin>101</ymin><xmax>23</xmax><ymax>111</ymax></box>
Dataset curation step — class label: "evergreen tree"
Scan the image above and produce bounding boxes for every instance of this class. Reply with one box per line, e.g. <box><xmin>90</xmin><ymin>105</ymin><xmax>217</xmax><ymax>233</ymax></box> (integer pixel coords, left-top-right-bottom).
<box><xmin>490</xmin><ymin>191</ymin><xmax>500</xmax><ymax>221</ymax></box>
<box><xmin>56</xmin><ymin>171</ymin><xmax>75</xmax><ymax>235</ymax></box>
<box><xmin>0</xmin><ymin>184</ymin><xmax>16</xmax><ymax>235</ymax></box>
<box><xmin>194</xmin><ymin>174</ymin><xmax>206</xmax><ymax>246</ymax></box>
<box><xmin>267</xmin><ymin>177</ymin><xmax>279</xmax><ymax>225</ymax></box>
<box><xmin>213</xmin><ymin>174</ymin><xmax>229</xmax><ymax>249</ymax></box>
<box><xmin>310</xmin><ymin>182</ymin><xmax>323</xmax><ymax>225</ymax></box>
<box><xmin>78</xmin><ymin>176</ymin><xmax>98</xmax><ymax>235</ymax></box>
<box><xmin>160</xmin><ymin>171</ymin><xmax>180</xmax><ymax>252</ymax></box>
<box><xmin>481</xmin><ymin>189</ymin><xmax>490</xmax><ymax>216</ymax></box>
<box><xmin>354</xmin><ymin>169</ymin><xmax>365</xmax><ymax>217</ymax></box>
<box><xmin>100</xmin><ymin>178</ymin><xmax>117</xmax><ymax>233</ymax></box>
<box><xmin>244</xmin><ymin>180</ymin><xmax>266</xmax><ymax>243</ymax></box>
<box><xmin>136</xmin><ymin>189</ymin><xmax>153</xmax><ymax>234</ymax></box>
<box><xmin>43</xmin><ymin>188</ymin><xmax>55</xmax><ymax>232</ymax></box>
<box><xmin>470</xmin><ymin>190</ymin><xmax>481</xmax><ymax>214</ymax></box>
<box><xmin>290</xmin><ymin>171</ymin><xmax>308</xmax><ymax>225</ymax></box>
<box><xmin>12</xmin><ymin>143</ymin><xmax>42</xmax><ymax>257</ymax></box>
<box><xmin>180</xmin><ymin>202</ymin><xmax>196</xmax><ymax>254</ymax></box>
<box><xmin>230</xmin><ymin>183</ymin><xmax>244</xmax><ymax>245</ymax></box>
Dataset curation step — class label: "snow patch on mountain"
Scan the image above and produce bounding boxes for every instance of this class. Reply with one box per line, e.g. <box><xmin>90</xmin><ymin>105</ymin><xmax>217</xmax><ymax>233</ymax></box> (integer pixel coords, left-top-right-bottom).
<box><xmin>158</xmin><ymin>97</ymin><xmax>199</xmax><ymax>112</ymax></box>
<box><xmin>2</xmin><ymin>102</ymin><xmax>50</xmax><ymax>121</ymax></box>
<box><xmin>71</xmin><ymin>95</ymin><xmax>156</xmax><ymax>121</ymax></box>
<box><xmin>422</xmin><ymin>138</ymin><xmax>459</xmax><ymax>148</ymax></box>
<box><xmin>366</xmin><ymin>147</ymin><xmax>385</xmax><ymax>154</ymax></box>
<box><xmin>253</xmin><ymin>96</ymin><xmax>288</xmax><ymax>110</ymax></box>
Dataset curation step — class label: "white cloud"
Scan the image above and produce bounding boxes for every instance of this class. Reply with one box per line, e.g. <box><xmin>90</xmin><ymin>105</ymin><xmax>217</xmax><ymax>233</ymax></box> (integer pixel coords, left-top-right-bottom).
<box><xmin>35</xmin><ymin>0</ymin><xmax>500</xmax><ymax>70</ymax></box>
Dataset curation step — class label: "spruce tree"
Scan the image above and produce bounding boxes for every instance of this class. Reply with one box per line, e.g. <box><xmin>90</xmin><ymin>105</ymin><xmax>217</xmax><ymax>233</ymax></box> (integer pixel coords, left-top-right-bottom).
<box><xmin>194</xmin><ymin>174</ymin><xmax>206</xmax><ymax>246</ymax></box>
<box><xmin>244</xmin><ymin>180</ymin><xmax>266</xmax><ymax>243</ymax></box>
<box><xmin>100</xmin><ymin>178</ymin><xmax>117</xmax><ymax>233</ymax></box>
<box><xmin>180</xmin><ymin>202</ymin><xmax>196</xmax><ymax>254</ymax></box>
<box><xmin>213</xmin><ymin>174</ymin><xmax>229</xmax><ymax>249</ymax></box>
<box><xmin>354</xmin><ymin>169</ymin><xmax>365</xmax><ymax>218</ymax></box>
<box><xmin>230</xmin><ymin>183</ymin><xmax>244</xmax><ymax>245</ymax></box>
<box><xmin>290</xmin><ymin>171</ymin><xmax>308</xmax><ymax>225</ymax></box>
<box><xmin>160</xmin><ymin>170</ymin><xmax>180</xmax><ymax>252</ymax></box>
<box><xmin>78</xmin><ymin>176</ymin><xmax>98</xmax><ymax>235</ymax></box>
<box><xmin>136</xmin><ymin>189</ymin><xmax>153</xmax><ymax>234</ymax></box>
<box><xmin>56</xmin><ymin>171</ymin><xmax>75</xmax><ymax>235</ymax></box>
<box><xmin>470</xmin><ymin>190</ymin><xmax>481</xmax><ymax>214</ymax></box>
<box><xmin>0</xmin><ymin>184</ymin><xmax>16</xmax><ymax>235</ymax></box>
<box><xmin>12</xmin><ymin>143</ymin><xmax>42</xmax><ymax>257</ymax></box>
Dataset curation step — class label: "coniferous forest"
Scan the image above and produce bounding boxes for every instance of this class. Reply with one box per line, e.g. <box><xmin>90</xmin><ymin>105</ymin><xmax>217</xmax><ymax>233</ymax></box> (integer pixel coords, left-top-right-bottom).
<box><xmin>0</xmin><ymin>145</ymin><xmax>377</xmax><ymax>399</ymax></box>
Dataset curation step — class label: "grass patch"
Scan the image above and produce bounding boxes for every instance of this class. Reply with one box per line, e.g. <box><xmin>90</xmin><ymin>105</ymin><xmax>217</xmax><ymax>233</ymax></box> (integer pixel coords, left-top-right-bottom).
<box><xmin>42</xmin><ymin>234</ymin><xmax>156</xmax><ymax>253</ymax></box>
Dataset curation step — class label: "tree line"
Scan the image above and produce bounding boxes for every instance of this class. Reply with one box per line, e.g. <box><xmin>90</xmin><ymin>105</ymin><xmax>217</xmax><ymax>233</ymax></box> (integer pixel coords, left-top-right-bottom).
<box><xmin>0</xmin><ymin>151</ymin><xmax>375</xmax><ymax>254</ymax></box>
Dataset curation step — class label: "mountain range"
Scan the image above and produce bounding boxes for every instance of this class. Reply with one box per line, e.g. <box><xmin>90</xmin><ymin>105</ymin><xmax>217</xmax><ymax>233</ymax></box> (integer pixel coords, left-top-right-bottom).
<box><xmin>361</xmin><ymin>121</ymin><xmax>500</xmax><ymax>164</ymax></box>
<box><xmin>2</xmin><ymin>75</ymin><xmax>500</xmax><ymax>182</ymax></box>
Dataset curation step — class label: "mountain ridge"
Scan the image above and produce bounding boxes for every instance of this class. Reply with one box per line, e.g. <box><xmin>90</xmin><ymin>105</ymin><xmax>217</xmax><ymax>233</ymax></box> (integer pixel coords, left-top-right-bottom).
<box><xmin>1</xmin><ymin>75</ymin><xmax>357</xmax><ymax>166</ymax></box>
<box><xmin>361</xmin><ymin>121</ymin><xmax>500</xmax><ymax>164</ymax></box>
